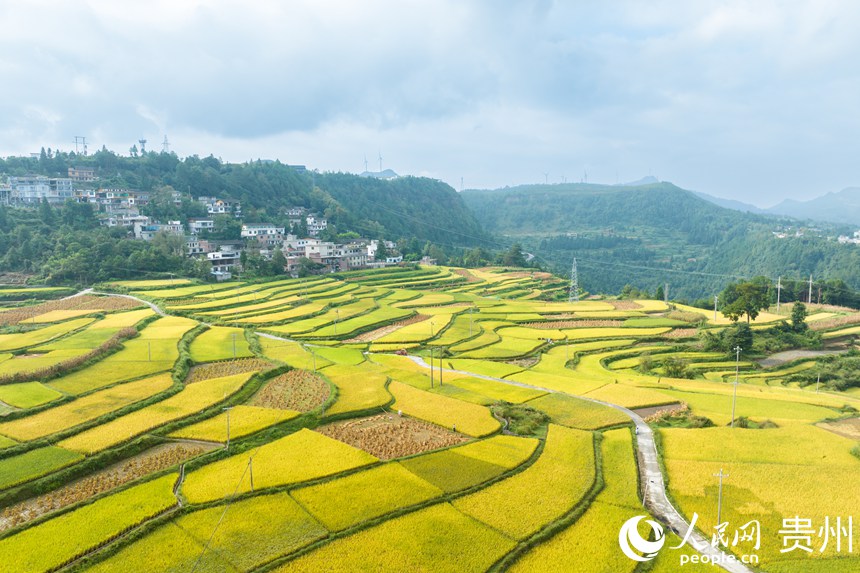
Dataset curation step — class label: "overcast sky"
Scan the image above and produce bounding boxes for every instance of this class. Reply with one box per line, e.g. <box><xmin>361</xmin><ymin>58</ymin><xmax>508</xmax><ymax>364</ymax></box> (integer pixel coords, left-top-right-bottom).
<box><xmin>1</xmin><ymin>0</ymin><xmax>858</xmax><ymax>206</ymax></box>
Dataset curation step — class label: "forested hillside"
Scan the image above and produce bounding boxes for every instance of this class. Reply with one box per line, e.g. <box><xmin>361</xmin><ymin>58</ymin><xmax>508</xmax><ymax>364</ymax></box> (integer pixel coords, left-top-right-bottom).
<box><xmin>0</xmin><ymin>150</ymin><xmax>490</xmax><ymax>283</ymax></box>
<box><xmin>462</xmin><ymin>182</ymin><xmax>860</xmax><ymax>302</ymax></box>
<box><xmin>1</xmin><ymin>150</ymin><xmax>485</xmax><ymax>246</ymax></box>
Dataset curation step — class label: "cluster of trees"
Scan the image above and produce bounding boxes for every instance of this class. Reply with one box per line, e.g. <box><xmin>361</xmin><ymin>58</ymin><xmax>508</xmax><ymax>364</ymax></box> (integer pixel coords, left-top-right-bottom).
<box><xmin>0</xmin><ymin>203</ymin><xmax>208</xmax><ymax>285</ymax></box>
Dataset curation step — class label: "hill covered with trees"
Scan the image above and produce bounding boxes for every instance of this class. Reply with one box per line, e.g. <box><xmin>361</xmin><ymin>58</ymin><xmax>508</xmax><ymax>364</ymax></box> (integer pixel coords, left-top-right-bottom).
<box><xmin>461</xmin><ymin>182</ymin><xmax>860</xmax><ymax>303</ymax></box>
<box><xmin>0</xmin><ymin>149</ymin><xmax>492</xmax><ymax>283</ymax></box>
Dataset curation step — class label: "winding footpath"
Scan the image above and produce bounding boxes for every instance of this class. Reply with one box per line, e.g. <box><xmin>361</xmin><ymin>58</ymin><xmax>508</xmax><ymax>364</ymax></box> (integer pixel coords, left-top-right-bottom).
<box><xmin>406</xmin><ymin>355</ymin><xmax>754</xmax><ymax>573</ymax></box>
<box><xmin>91</xmin><ymin>289</ymin><xmax>166</xmax><ymax>316</ymax></box>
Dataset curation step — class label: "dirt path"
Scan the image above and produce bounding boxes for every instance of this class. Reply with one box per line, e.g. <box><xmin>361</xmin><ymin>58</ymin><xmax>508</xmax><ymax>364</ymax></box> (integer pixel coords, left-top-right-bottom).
<box><xmin>758</xmin><ymin>349</ymin><xmax>846</xmax><ymax>368</ymax></box>
<box><xmin>93</xmin><ymin>290</ymin><xmax>166</xmax><ymax>316</ymax></box>
<box><xmin>404</xmin><ymin>354</ymin><xmax>754</xmax><ymax>573</ymax></box>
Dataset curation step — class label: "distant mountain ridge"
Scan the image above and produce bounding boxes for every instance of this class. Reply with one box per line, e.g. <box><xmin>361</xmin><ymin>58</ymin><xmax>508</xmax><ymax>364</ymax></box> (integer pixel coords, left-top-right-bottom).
<box><xmin>765</xmin><ymin>187</ymin><xmax>860</xmax><ymax>226</ymax></box>
<box><xmin>692</xmin><ymin>191</ymin><xmax>768</xmax><ymax>215</ymax></box>
<box><xmin>692</xmin><ymin>186</ymin><xmax>860</xmax><ymax>226</ymax></box>
<box><xmin>460</xmin><ymin>181</ymin><xmax>860</xmax><ymax>299</ymax></box>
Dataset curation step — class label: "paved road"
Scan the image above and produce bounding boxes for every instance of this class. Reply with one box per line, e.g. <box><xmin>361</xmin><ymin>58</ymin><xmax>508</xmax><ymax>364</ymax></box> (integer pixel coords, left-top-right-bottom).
<box><xmin>758</xmin><ymin>348</ymin><xmax>846</xmax><ymax>367</ymax></box>
<box><xmin>405</xmin><ymin>355</ymin><xmax>754</xmax><ymax>573</ymax></box>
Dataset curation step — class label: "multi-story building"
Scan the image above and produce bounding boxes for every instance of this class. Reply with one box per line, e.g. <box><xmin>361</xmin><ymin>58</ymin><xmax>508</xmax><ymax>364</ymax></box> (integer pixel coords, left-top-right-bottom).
<box><xmin>7</xmin><ymin>176</ymin><xmax>75</xmax><ymax>203</ymax></box>
<box><xmin>134</xmin><ymin>220</ymin><xmax>184</xmax><ymax>241</ymax></box>
<box><xmin>281</xmin><ymin>236</ymin><xmax>372</xmax><ymax>274</ymax></box>
<box><xmin>205</xmin><ymin>241</ymin><xmax>244</xmax><ymax>280</ymax></box>
<box><xmin>242</xmin><ymin>223</ymin><xmax>285</xmax><ymax>247</ymax></box>
<box><xmin>198</xmin><ymin>196</ymin><xmax>241</xmax><ymax>218</ymax></box>
<box><xmin>188</xmin><ymin>219</ymin><xmax>215</xmax><ymax>235</ymax></box>
<box><xmin>105</xmin><ymin>214</ymin><xmax>150</xmax><ymax>228</ymax></box>
<box><xmin>306</xmin><ymin>215</ymin><xmax>328</xmax><ymax>237</ymax></box>
<box><xmin>68</xmin><ymin>167</ymin><xmax>97</xmax><ymax>182</ymax></box>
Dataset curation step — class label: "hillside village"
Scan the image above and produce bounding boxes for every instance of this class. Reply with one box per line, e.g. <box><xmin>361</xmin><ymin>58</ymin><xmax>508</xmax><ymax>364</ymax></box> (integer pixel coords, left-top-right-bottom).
<box><xmin>0</xmin><ymin>170</ymin><xmax>418</xmax><ymax>281</ymax></box>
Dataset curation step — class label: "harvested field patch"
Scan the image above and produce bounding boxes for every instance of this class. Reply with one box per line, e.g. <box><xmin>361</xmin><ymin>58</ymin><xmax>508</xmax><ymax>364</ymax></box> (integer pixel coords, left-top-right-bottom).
<box><xmin>608</xmin><ymin>300</ymin><xmax>643</xmax><ymax>310</ymax></box>
<box><xmin>663</xmin><ymin>328</ymin><xmax>698</xmax><ymax>338</ymax></box>
<box><xmin>0</xmin><ymin>295</ymin><xmax>141</xmax><ymax>326</ymax></box>
<box><xmin>346</xmin><ymin>313</ymin><xmax>429</xmax><ymax>342</ymax></box>
<box><xmin>506</xmin><ymin>356</ymin><xmax>539</xmax><ymax>368</ymax></box>
<box><xmin>525</xmin><ymin>320</ymin><xmax>623</xmax><ymax>329</ymax></box>
<box><xmin>451</xmin><ymin>268</ymin><xmax>481</xmax><ymax>283</ymax></box>
<box><xmin>0</xmin><ymin>442</ymin><xmax>212</xmax><ymax>533</ymax></box>
<box><xmin>808</xmin><ymin>312</ymin><xmax>860</xmax><ymax>331</ymax></box>
<box><xmin>185</xmin><ymin>357</ymin><xmax>275</xmax><ymax>383</ymax></box>
<box><xmin>817</xmin><ymin>417</ymin><xmax>860</xmax><ymax>440</ymax></box>
<box><xmin>249</xmin><ymin>369</ymin><xmax>330</xmax><ymax>411</ymax></box>
<box><xmin>317</xmin><ymin>413</ymin><xmax>469</xmax><ymax>459</ymax></box>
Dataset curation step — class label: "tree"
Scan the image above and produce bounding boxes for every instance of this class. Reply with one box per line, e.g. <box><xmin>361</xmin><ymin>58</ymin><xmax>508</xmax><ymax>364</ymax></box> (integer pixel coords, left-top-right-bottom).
<box><xmin>654</xmin><ymin>284</ymin><xmax>665</xmax><ymax>301</ymax></box>
<box><xmin>374</xmin><ymin>240</ymin><xmax>389</xmax><ymax>261</ymax></box>
<box><xmin>727</xmin><ymin>322</ymin><xmax>754</xmax><ymax>354</ymax></box>
<box><xmin>721</xmin><ymin>278</ymin><xmax>771</xmax><ymax>323</ymax></box>
<box><xmin>663</xmin><ymin>356</ymin><xmax>691</xmax><ymax>379</ymax></box>
<box><xmin>501</xmin><ymin>243</ymin><xmax>527</xmax><ymax>267</ymax></box>
<box><xmin>297</xmin><ymin>257</ymin><xmax>325</xmax><ymax>277</ymax></box>
<box><xmin>791</xmin><ymin>302</ymin><xmax>808</xmax><ymax>332</ymax></box>
<box><xmin>271</xmin><ymin>248</ymin><xmax>287</xmax><ymax>273</ymax></box>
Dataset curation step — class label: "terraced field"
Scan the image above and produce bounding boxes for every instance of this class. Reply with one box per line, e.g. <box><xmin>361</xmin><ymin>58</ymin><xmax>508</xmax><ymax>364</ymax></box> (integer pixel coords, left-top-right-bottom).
<box><xmin>0</xmin><ymin>267</ymin><xmax>856</xmax><ymax>572</ymax></box>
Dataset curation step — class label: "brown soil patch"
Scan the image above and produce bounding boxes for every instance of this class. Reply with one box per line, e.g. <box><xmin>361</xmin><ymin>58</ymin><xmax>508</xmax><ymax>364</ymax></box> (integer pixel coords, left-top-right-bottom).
<box><xmin>506</xmin><ymin>356</ymin><xmax>539</xmax><ymax>368</ymax></box>
<box><xmin>525</xmin><ymin>320</ymin><xmax>623</xmax><ymax>329</ymax></box>
<box><xmin>810</xmin><ymin>313</ymin><xmax>860</xmax><ymax>332</ymax></box>
<box><xmin>0</xmin><ymin>442</ymin><xmax>213</xmax><ymax>532</ymax></box>
<box><xmin>503</xmin><ymin>271</ymin><xmax>552</xmax><ymax>280</ymax></box>
<box><xmin>186</xmin><ymin>358</ymin><xmax>276</xmax><ymax>383</ymax></box>
<box><xmin>663</xmin><ymin>328</ymin><xmax>698</xmax><ymax>339</ymax></box>
<box><xmin>817</xmin><ymin>417</ymin><xmax>860</xmax><ymax>440</ymax></box>
<box><xmin>249</xmin><ymin>370</ymin><xmax>329</xmax><ymax>411</ymax></box>
<box><xmin>317</xmin><ymin>414</ymin><xmax>469</xmax><ymax>460</ymax></box>
<box><xmin>0</xmin><ymin>295</ymin><xmax>142</xmax><ymax>325</ymax></box>
<box><xmin>608</xmin><ymin>300</ymin><xmax>643</xmax><ymax>310</ymax></box>
<box><xmin>633</xmin><ymin>403</ymin><xmax>684</xmax><ymax>419</ymax></box>
<box><xmin>346</xmin><ymin>314</ymin><xmax>429</xmax><ymax>343</ymax></box>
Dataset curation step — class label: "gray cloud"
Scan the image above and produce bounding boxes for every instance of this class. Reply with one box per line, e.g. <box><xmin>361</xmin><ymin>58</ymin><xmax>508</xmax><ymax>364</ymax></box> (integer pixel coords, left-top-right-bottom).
<box><xmin>1</xmin><ymin>0</ymin><xmax>859</xmax><ymax>205</ymax></box>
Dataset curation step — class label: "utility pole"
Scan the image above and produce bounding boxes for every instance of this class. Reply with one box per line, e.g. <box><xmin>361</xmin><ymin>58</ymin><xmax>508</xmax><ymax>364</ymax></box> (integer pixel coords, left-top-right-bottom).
<box><xmin>816</xmin><ymin>373</ymin><xmax>820</xmax><ymax>393</ymax></box>
<box><xmin>569</xmin><ymin>258</ymin><xmax>579</xmax><ymax>302</ymax></box>
<box><xmin>310</xmin><ymin>348</ymin><xmax>316</xmax><ymax>372</ymax></box>
<box><xmin>248</xmin><ymin>458</ymin><xmax>254</xmax><ymax>492</ymax></box>
<box><xmin>231</xmin><ymin>332</ymin><xmax>237</xmax><ymax>358</ymax></box>
<box><xmin>223</xmin><ymin>407</ymin><xmax>233</xmax><ymax>449</ymax></box>
<box><xmin>714</xmin><ymin>468</ymin><xmax>729</xmax><ymax>525</ymax></box>
<box><xmin>664</xmin><ymin>283</ymin><xmax>669</xmax><ymax>303</ymax></box>
<box><xmin>429</xmin><ymin>347</ymin><xmax>434</xmax><ymax>388</ymax></box>
<box><xmin>439</xmin><ymin>348</ymin><xmax>443</xmax><ymax>386</ymax></box>
<box><xmin>469</xmin><ymin>305</ymin><xmax>473</xmax><ymax>337</ymax></box>
<box><xmin>430</xmin><ymin>321</ymin><xmax>435</xmax><ymax>337</ymax></box>
<box><xmin>808</xmin><ymin>274</ymin><xmax>813</xmax><ymax>304</ymax></box>
<box><xmin>776</xmin><ymin>276</ymin><xmax>782</xmax><ymax>314</ymax></box>
<box><xmin>334</xmin><ymin>309</ymin><xmax>340</xmax><ymax>335</ymax></box>
<box><xmin>148</xmin><ymin>341</ymin><xmax>152</xmax><ymax>362</ymax></box>
<box><xmin>714</xmin><ymin>294</ymin><xmax>718</xmax><ymax>322</ymax></box>
<box><xmin>730</xmin><ymin>346</ymin><xmax>741</xmax><ymax>428</ymax></box>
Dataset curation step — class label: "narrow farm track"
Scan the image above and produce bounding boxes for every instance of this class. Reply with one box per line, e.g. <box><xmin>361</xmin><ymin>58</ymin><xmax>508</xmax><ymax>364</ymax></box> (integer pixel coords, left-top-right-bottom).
<box><xmin>404</xmin><ymin>354</ymin><xmax>755</xmax><ymax>573</ymax></box>
<box><xmin>93</xmin><ymin>291</ymin><xmax>166</xmax><ymax>316</ymax></box>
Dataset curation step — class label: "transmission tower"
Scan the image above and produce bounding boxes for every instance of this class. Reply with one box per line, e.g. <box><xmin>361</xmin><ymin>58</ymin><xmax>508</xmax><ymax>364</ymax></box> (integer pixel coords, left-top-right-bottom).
<box><xmin>162</xmin><ymin>135</ymin><xmax>170</xmax><ymax>153</ymax></box>
<box><xmin>569</xmin><ymin>258</ymin><xmax>579</xmax><ymax>302</ymax></box>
